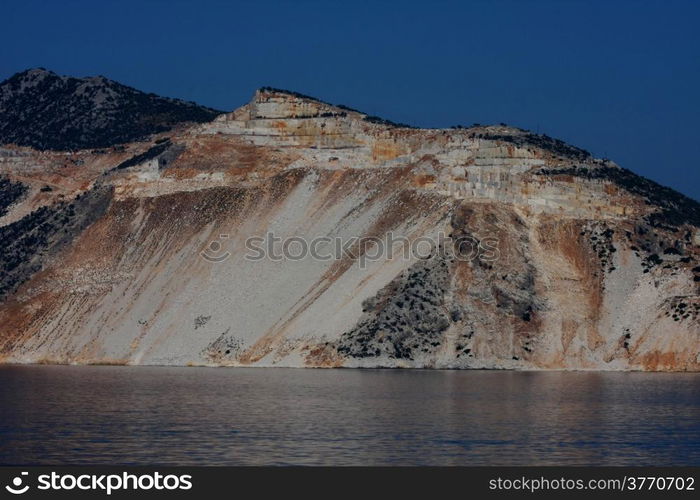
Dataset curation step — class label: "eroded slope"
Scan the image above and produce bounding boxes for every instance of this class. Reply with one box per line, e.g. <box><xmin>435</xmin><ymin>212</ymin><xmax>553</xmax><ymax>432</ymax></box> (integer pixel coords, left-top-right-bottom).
<box><xmin>0</xmin><ymin>89</ymin><xmax>697</xmax><ymax>370</ymax></box>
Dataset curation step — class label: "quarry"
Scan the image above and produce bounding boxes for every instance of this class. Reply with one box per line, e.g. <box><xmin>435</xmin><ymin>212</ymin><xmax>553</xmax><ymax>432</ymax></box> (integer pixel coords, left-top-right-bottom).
<box><xmin>0</xmin><ymin>87</ymin><xmax>698</xmax><ymax>371</ymax></box>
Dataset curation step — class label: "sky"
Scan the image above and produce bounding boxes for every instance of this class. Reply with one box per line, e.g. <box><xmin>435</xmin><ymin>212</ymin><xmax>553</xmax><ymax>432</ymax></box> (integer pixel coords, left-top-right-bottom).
<box><xmin>3</xmin><ymin>0</ymin><xmax>699</xmax><ymax>200</ymax></box>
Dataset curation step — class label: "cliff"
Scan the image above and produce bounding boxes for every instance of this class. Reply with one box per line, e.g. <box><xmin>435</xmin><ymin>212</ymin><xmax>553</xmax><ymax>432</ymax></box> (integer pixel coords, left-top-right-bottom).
<box><xmin>0</xmin><ymin>85</ymin><xmax>698</xmax><ymax>370</ymax></box>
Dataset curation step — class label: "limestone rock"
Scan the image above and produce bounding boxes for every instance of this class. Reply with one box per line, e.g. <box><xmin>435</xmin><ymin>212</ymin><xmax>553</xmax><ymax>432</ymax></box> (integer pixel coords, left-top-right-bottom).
<box><xmin>0</xmin><ymin>83</ymin><xmax>697</xmax><ymax>371</ymax></box>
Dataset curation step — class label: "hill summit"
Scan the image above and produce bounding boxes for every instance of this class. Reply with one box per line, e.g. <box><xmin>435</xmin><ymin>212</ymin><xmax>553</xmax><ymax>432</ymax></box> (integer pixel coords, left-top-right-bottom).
<box><xmin>0</xmin><ymin>68</ymin><xmax>222</xmax><ymax>150</ymax></box>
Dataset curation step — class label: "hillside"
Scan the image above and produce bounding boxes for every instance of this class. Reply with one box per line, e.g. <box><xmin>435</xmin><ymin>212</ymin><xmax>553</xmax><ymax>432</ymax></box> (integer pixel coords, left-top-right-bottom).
<box><xmin>0</xmin><ymin>85</ymin><xmax>698</xmax><ymax>371</ymax></box>
<box><xmin>0</xmin><ymin>68</ymin><xmax>222</xmax><ymax>150</ymax></box>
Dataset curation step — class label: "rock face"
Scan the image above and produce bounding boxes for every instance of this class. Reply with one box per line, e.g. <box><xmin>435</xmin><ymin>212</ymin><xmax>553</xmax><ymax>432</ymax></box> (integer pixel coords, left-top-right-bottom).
<box><xmin>0</xmin><ymin>85</ymin><xmax>698</xmax><ymax>371</ymax></box>
<box><xmin>0</xmin><ymin>68</ymin><xmax>222</xmax><ymax>150</ymax></box>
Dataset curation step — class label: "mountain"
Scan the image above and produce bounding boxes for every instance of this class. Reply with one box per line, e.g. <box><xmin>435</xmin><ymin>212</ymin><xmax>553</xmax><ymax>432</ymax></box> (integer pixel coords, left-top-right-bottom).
<box><xmin>0</xmin><ymin>84</ymin><xmax>698</xmax><ymax>371</ymax></box>
<box><xmin>0</xmin><ymin>68</ymin><xmax>222</xmax><ymax>150</ymax></box>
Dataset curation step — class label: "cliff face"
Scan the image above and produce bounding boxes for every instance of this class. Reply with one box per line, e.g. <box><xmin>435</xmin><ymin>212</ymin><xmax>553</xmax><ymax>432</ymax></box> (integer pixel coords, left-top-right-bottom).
<box><xmin>0</xmin><ymin>88</ymin><xmax>698</xmax><ymax>370</ymax></box>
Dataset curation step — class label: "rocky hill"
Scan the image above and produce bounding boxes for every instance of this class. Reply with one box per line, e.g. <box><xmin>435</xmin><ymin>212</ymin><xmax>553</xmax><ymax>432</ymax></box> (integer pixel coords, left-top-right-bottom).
<box><xmin>0</xmin><ymin>85</ymin><xmax>698</xmax><ymax>371</ymax></box>
<box><xmin>0</xmin><ymin>68</ymin><xmax>222</xmax><ymax>150</ymax></box>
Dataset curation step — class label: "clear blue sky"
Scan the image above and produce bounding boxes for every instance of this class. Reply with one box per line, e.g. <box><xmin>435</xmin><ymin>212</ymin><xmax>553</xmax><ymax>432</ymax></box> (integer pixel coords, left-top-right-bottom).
<box><xmin>3</xmin><ymin>0</ymin><xmax>699</xmax><ymax>200</ymax></box>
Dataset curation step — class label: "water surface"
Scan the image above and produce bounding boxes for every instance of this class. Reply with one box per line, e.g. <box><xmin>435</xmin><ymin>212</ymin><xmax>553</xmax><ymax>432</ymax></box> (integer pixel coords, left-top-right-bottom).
<box><xmin>1</xmin><ymin>366</ymin><xmax>698</xmax><ymax>465</ymax></box>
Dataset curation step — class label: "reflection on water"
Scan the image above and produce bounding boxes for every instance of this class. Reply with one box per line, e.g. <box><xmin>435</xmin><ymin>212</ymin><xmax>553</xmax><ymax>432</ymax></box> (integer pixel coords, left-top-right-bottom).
<box><xmin>0</xmin><ymin>366</ymin><xmax>698</xmax><ymax>465</ymax></box>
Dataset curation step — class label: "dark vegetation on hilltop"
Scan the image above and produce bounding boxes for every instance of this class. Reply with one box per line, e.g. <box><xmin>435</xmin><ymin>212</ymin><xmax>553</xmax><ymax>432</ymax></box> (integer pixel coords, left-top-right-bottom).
<box><xmin>259</xmin><ymin>86</ymin><xmax>415</xmax><ymax>128</ymax></box>
<box><xmin>336</xmin><ymin>103</ymin><xmax>363</xmax><ymax>113</ymax></box>
<box><xmin>258</xmin><ymin>87</ymin><xmax>333</xmax><ymax>105</ymax></box>
<box><xmin>451</xmin><ymin>124</ymin><xmax>592</xmax><ymax>161</ymax></box>
<box><xmin>362</xmin><ymin>115</ymin><xmax>416</xmax><ymax>129</ymax></box>
<box><xmin>537</xmin><ymin>165</ymin><xmax>700</xmax><ymax>228</ymax></box>
<box><xmin>0</xmin><ymin>68</ymin><xmax>222</xmax><ymax>151</ymax></box>
<box><xmin>0</xmin><ymin>176</ymin><xmax>28</xmax><ymax>217</ymax></box>
<box><xmin>482</xmin><ymin>132</ymin><xmax>592</xmax><ymax>161</ymax></box>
